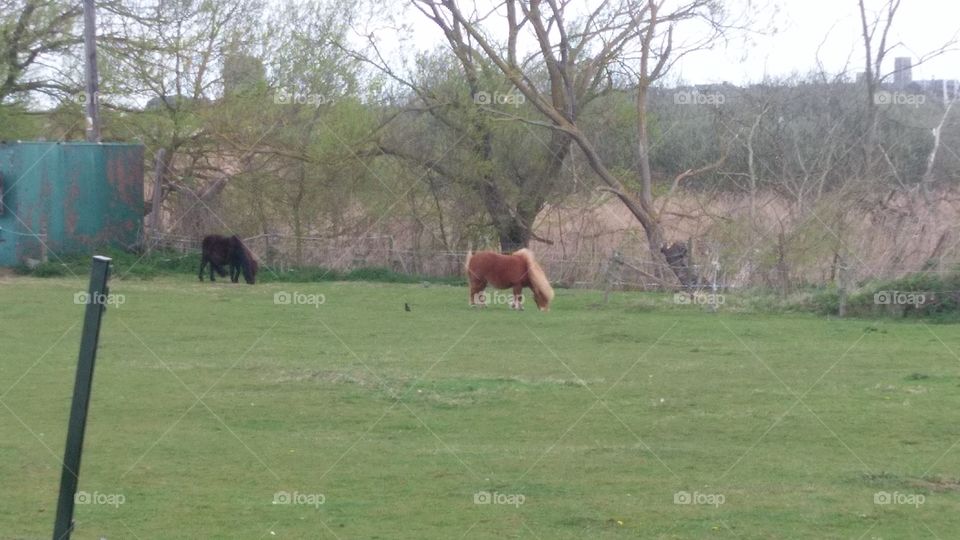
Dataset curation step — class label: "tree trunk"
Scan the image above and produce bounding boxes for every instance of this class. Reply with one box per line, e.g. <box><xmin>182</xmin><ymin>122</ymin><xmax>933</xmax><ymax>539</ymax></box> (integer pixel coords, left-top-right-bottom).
<box><xmin>498</xmin><ymin>220</ymin><xmax>529</xmax><ymax>252</ymax></box>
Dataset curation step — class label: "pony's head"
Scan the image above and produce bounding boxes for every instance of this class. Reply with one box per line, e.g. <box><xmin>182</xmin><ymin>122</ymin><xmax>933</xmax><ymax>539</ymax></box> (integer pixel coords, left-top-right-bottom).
<box><xmin>531</xmin><ymin>288</ymin><xmax>552</xmax><ymax>311</ymax></box>
<box><xmin>230</xmin><ymin>235</ymin><xmax>258</xmax><ymax>284</ymax></box>
<box><xmin>515</xmin><ymin>248</ymin><xmax>554</xmax><ymax>311</ymax></box>
<box><xmin>245</xmin><ymin>256</ymin><xmax>259</xmax><ymax>284</ymax></box>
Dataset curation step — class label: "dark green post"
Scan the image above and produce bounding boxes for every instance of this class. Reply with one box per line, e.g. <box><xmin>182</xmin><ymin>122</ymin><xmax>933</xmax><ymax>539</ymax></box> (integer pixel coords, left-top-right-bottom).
<box><xmin>53</xmin><ymin>256</ymin><xmax>111</xmax><ymax>540</ymax></box>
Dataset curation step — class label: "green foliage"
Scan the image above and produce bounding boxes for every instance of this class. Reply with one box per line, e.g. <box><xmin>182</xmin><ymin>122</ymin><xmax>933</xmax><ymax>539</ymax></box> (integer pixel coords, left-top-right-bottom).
<box><xmin>803</xmin><ymin>272</ymin><xmax>960</xmax><ymax>321</ymax></box>
<box><xmin>0</xmin><ymin>104</ymin><xmax>44</xmax><ymax>139</ymax></box>
<box><xmin>0</xmin><ymin>0</ymin><xmax>80</xmax><ymax>103</ymax></box>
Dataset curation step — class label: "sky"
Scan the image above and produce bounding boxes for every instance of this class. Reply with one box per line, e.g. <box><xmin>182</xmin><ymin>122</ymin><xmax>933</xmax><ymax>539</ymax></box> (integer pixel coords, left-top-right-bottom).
<box><xmin>677</xmin><ymin>0</ymin><xmax>960</xmax><ymax>84</ymax></box>
<box><xmin>389</xmin><ymin>0</ymin><xmax>960</xmax><ymax>85</ymax></box>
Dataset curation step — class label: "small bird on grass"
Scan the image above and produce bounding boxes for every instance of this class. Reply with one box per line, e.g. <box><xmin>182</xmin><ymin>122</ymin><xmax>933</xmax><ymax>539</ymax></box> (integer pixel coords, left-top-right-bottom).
<box><xmin>404</xmin><ymin>302</ymin><xmax>411</xmax><ymax>312</ymax></box>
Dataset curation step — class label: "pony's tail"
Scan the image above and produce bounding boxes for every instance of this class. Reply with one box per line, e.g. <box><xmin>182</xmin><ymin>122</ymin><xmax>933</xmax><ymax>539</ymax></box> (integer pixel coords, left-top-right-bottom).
<box><xmin>515</xmin><ymin>248</ymin><xmax>554</xmax><ymax>305</ymax></box>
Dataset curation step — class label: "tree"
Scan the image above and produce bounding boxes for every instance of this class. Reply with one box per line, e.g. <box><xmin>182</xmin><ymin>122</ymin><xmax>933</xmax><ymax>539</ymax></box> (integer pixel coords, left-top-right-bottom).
<box><xmin>414</xmin><ymin>0</ymin><xmax>735</xmax><ymax>284</ymax></box>
<box><xmin>856</xmin><ymin>0</ymin><xmax>958</xmax><ymax>187</ymax></box>
<box><xmin>342</xmin><ymin>12</ymin><xmax>583</xmax><ymax>251</ymax></box>
<box><xmin>0</xmin><ymin>0</ymin><xmax>80</xmax><ymax>102</ymax></box>
<box><xmin>96</xmin><ymin>0</ymin><xmax>264</xmax><ymax>240</ymax></box>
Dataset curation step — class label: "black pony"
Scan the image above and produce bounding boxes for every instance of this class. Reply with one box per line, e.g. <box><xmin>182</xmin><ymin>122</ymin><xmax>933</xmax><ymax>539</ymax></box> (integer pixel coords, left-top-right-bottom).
<box><xmin>199</xmin><ymin>234</ymin><xmax>258</xmax><ymax>284</ymax></box>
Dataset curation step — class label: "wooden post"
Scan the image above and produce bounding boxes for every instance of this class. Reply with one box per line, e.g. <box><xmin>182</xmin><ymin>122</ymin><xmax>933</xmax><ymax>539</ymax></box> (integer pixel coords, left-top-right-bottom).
<box><xmin>52</xmin><ymin>256</ymin><xmax>111</xmax><ymax>540</ymax></box>
<box><xmin>709</xmin><ymin>258</ymin><xmax>720</xmax><ymax>313</ymax></box>
<box><xmin>602</xmin><ymin>251</ymin><xmax>622</xmax><ymax>306</ymax></box>
<box><xmin>82</xmin><ymin>0</ymin><xmax>100</xmax><ymax>142</ymax></box>
<box><xmin>146</xmin><ymin>149</ymin><xmax>166</xmax><ymax>253</ymax></box>
<box><xmin>39</xmin><ymin>226</ymin><xmax>48</xmax><ymax>263</ymax></box>
<box><xmin>837</xmin><ymin>255</ymin><xmax>848</xmax><ymax>318</ymax></box>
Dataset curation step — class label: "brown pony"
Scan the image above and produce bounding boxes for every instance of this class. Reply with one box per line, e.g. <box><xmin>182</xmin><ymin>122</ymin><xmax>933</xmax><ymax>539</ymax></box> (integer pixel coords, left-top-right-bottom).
<box><xmin>465</xmin><ymin>249</ymin><xmax>554</xmax><ymax>311</ymax></box>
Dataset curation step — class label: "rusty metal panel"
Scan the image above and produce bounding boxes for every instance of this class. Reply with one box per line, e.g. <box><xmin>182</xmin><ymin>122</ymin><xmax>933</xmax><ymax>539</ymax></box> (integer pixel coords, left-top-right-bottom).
<box><xmin>0</xmin><ymin>142</ymin><xmax>144</xmax><ymax>266</ymax></box>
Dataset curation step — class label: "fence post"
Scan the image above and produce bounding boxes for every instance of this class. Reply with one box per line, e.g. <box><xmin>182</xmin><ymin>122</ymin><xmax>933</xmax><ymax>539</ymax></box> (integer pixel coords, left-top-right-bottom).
<box><xmin>603</xmin><ymin>251</ymin><xmax>623</xmax><ymax>306</ymax></box>
<box><xmin>837</xmin><ymin>255</ymin><xmax>848</xmax><ymax>318</ymax></box>
<box><xmin>52</xmin><ymin>256</ymin><xmax>111</xmax><ymax>540</ymax></box>
<box><xmin>39</xmin><ymin>227</ymin><xmax>48</xmax><ymax>263</ymax></box>
<box><xmin>146</xmin><ymin>149</ymin><xmax>166</xmax><ymax>253</ymax></box>
<box><xmin>709</xmin><ymin>258</ymin><xmax>721</xmax><ymax>313</ymax></box>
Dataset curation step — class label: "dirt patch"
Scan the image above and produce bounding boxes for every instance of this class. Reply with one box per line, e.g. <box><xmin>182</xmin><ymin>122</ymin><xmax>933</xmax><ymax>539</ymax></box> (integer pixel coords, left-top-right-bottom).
<box><xmin>908</xmin><ymin>476</ymin><xmax>960</xmax><ymax>493</ymax></box>
<box><xmin>273</xmin><ymin>369</ymin><xmax>382</xmax><ymax>387</ymax></box>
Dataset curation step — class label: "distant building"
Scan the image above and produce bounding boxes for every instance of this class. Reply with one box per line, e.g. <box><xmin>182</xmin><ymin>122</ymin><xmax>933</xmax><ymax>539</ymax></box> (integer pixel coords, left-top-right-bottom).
<box><xmin>894</xmin><ymin>57</ymin><xmax>912</xmax><ymax>87</ymax></box>
<box><xmin>887</xmin><ymin>57</ymin><xmax>958</xmax><ymax>101</ymax></box>
<box><xmin>917</xmin><ymin>79</ymin><xmax>960</xmax><ymax>101</ymax></box>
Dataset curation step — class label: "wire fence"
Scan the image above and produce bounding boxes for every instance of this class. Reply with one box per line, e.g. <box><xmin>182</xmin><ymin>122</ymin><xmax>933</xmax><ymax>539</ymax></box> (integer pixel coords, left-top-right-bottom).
<box><xmin>145</xmin><ymin>230</ymin><xmax>960</xmax><ymax>295</ymax></box>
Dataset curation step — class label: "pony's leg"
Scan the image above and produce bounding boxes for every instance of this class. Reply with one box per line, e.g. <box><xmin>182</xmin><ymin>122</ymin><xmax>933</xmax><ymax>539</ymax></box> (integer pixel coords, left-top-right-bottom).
<box><xmin>469</xmin><ymin>280</ymin><xmax>487</xmax><ymax>307</ymax></box>
<box><xmin>512</xmin><ymin>285</ymin><xmax>524</xmax><ymax>310</ymax></box>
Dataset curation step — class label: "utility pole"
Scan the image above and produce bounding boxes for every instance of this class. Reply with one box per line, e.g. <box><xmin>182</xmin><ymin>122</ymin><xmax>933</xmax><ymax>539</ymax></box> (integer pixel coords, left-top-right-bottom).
<box><xmin>83</xmin><ymin>0</ymin><xmax>100</xmax><ymax>142</ymax></box>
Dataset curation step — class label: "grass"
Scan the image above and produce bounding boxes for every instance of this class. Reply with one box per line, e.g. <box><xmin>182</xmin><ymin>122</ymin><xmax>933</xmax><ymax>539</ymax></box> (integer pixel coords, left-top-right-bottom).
<box><xmin>2</xmin><ymin>274</ymin><xmax>960</xmax><ymax>539</ymax></box>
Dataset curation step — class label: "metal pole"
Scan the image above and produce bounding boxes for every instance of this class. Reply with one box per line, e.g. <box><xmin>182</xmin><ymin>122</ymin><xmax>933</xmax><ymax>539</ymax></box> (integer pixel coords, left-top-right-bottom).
<box><xmin>83</xmin><ymin>0</ymin><xmax>100</xmax><ymax>142</ymax></box>
<box><xmin>52</xmin><ymin>256</ymin><xmax>112</xmax><ymax>540</ymax></box>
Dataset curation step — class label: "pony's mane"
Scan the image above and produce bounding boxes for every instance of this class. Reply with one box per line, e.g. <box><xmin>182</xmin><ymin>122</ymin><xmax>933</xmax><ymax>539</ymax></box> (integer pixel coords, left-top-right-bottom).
<box><xmin>514</xmin><ymin>248</ymin><xmax>554</xmax><ymax>303</ymax></box>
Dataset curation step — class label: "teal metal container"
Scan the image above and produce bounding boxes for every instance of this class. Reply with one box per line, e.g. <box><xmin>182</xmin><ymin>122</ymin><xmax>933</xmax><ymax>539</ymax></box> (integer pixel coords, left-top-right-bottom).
<box><xmin>0</xmin><ymin>142</ymin><xmax>144</xmax><ymax>266</ymax></box>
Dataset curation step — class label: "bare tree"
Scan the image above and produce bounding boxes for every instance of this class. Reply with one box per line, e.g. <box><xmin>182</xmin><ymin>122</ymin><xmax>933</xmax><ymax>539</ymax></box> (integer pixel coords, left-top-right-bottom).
<box><xmin>414</xmin><ymin>0</ymin><xmax>735</xmax><ymax>285</ymax></box>
<box><xmin>857</xmin><ymin>0</ymin><xmax>896</xmax><ymax>172</ymax></box>
<box><xmin>856</xmin><ymin>0</ymin><xmax>958</xmax><ymax>183</ymax></box>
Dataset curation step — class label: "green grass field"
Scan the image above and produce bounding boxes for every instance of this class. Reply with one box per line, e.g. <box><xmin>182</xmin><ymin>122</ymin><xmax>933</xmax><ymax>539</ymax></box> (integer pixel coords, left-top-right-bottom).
<box><xmin>2</xmin><ymin>275</ymin><xmax>960</xmax><ymax>539</ymax></box>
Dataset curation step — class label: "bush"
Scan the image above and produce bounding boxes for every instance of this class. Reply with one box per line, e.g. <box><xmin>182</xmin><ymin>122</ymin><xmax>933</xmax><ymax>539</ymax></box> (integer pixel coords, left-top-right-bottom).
<box><xmin>805</xmin><ymin>272</ymin><xmax>960</xmax><ymax>321</ymax></box>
